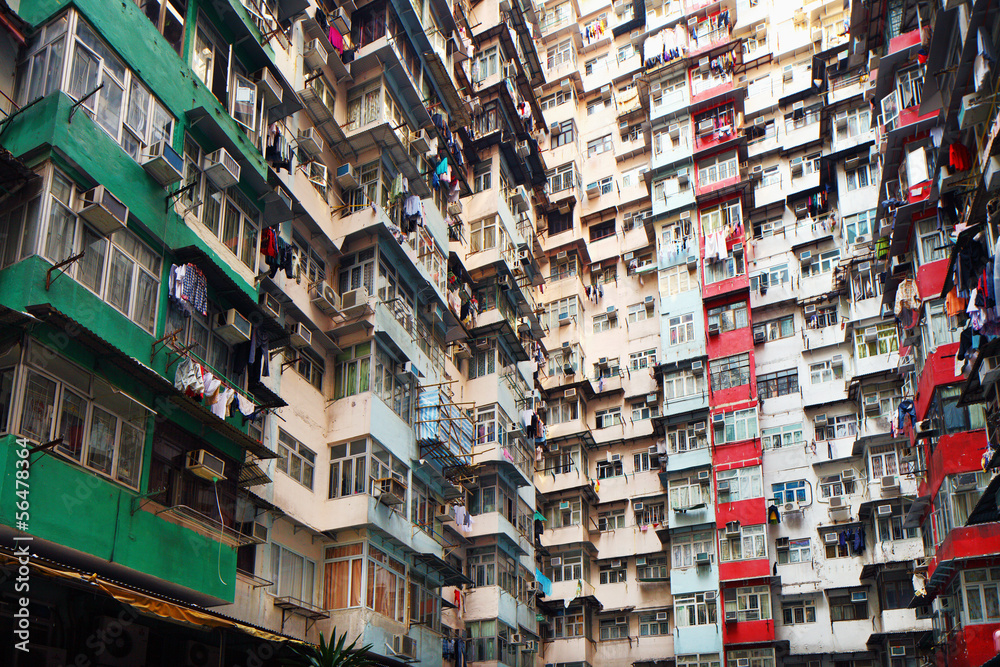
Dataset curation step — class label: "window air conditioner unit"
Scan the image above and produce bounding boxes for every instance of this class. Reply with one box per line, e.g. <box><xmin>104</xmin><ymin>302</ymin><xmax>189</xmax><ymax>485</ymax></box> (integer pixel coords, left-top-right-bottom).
<box><xmin>563</xmin><ymin>363</ymin><xmax>575</xmax><ymax>374</ymax></box>
<box><xmin>881</xmin><ymin>475</ymin><xmax>899</xmax><ymax>491</ymax></box>
<box><xmin>656</xmin><ymin>611</ymin><xmax>668</xmax><ymax>621</ymax></box>
<box><xmin>851</xmin><ymin>591</ymin><xmax>868</xmax><ymax>603</ymax></box>
<box><xmin>393</xmin><ymin>636</ymin><xmax>417</xmax><ymax>661</ymax></box>
<box><xmin>633</xmin><ymin>502</ymin><xmax>644</xmax><ymax>511</ymax></box>
<box><xmin>510</xmin><ymin>633</ymin><xmax>523</xmax><ymax>645</ymax></box>
<box><xmin>698</xmin><ymin>470</ymin><xmax>710</xmax><ymax>483</ymax></box>
<box><xmin>718</xmin><ymin>480</ymin><xmax>731</xmax><ymax>494</ymax></box>
<box><xmin>954</xmin><ymin>472</ymin><xmax>979</xmax><ymax>491</ymax></box>
<box><xmin>668</xmin><ymin>123</ymin><xmax>680</xmax><ymax>139</ymax></box>
<box><xmin>864</xmin><ymin>326</ymin><xmax>878</xmax><ymax>341</ymax></box>
<box><xmin>255</xmin><ymin>67</ymin><xmax>283</xmax><ymax>107</ymax></box>
<box><xmin>712</xmin><ymin>413</ymin><xmax>725</xmax><ymax>424</ymax></box>
<box><xmin>303</xmin><ymin>38</ymin><xmax>329</xmax><ymax>70</ymax></box>
<box><xmin>215</xmin><ymin>308</ymin><xmax>252</xmax><ymax>344</ymax></box>
<box><xmin>691</xmin><ymin>360</ymin><xmax>704</xmax><ymax>372</ymax></box>
<box><xmin>831</xmin><ymin>355</ymin><xmax>844</xmax><ymax>367</ymax></box>
<box><xmin>694</xmin><ymin>421</ymin><xmax>706</xmax><ymax>433</ymax></box>
<box><xmin>841</xmin><ymin>469</ymin><xmax>856</xmax><ymax>481</ymax></box>
<box><xmin>644</xmin><ymin>295</ymin><xmax>655</xmax><ymax>307</ymax></box>
<box><xmin>726</xmin><ymin>611</ymin><xmax>739</xmax><ymax>623</ymax></box>
<box><xmin>311</xmin><ymin>284</ymin><xmax>342</xmax><ymax>316</ymax></box>
<box><xmin>78</xmin><ymin>186</ymin><xmax>129</xmax><ymax>235</ymax></box>
<box><xmin>550</xmin><ymin>556</ymin><xmax>563</xmax><ymax>567</ymax></box>
<box><xmin>340</xmin><ymin>287</ymin><xmax>369</xmax><ymax>316</ymax></box>
<box><xmin>829</xmin><ymin>495</ymin><xmax>845</xmax><ymax>508</ymax></box>
<box><xmin>864</xmin><ymin>395</ymin><xmax>880</xmax><ymax>413</ymax></box>
<box><xmin>601</xmin><ymin>85</ymin><xmax>612</xmax><ymax>99</ymax></box>
<box><xmin>813</xmin><ymin>413</ymin><xmax>827</xmax><ymax>425</ymax></box>
<box><xmin>804</xmin><ymin>305</ymin><xmax>817</xmax><ymax>316</ymax></box>
<box><xmin>698</xmin><ymin>119</ymin><xmax>714</xmax><ymax>134</ymax></box>
<box><xmin>142</xmin><ymin>140</ymin><xmax>184</xmax><ymax>186</ymax></box>
<box><xmin>330</xmin><ymin>7</ymin><xmax>351</xmax><ymax>33</ymax></box>
<box><xmin>336</xmin><ymin>163</ymin><xmax>358</xmax><ymax>189</ymax></box>
<box><xmin>736</xmin><ymin>659</ymin><xmax>750</xmax><ymax>667</ymax></box>
<box><xmin>877</xmin><ymin>504</ymin><xmax>893</xmax><ymax>517</ymax></box>
<box><xmin>523</xmin><ymin>640</ymin><xmax>539</xmax><ymax>652</ymax></box>
<box><xmin>792</xmin><ymin>101</ymin><xmax>804</xmax><ymax>112</ymax></box>
<box><xmin>252</xmin><ymin>521</ymin><xmax>268</xmax><ymax>542</ymax></box>
<box><xmin>559</xmin><ymin>502</ymin><xmax>571</xmax><ymax>512</ymax></box>
<box><xmin>551</xmin><ymin>122</ymin><xmax>562</xmax><ymax>135</ymax></box>
<box><xmin>611</xmin><ymin>559</ymin><xmax>622</xmax><ymax>567</ymax></box>
<box><xmin>377</xmin><ymin>477</ymin><xmax>407</xmax><ymax>505</ymax></box>
<box><xmin>204</xmin><ymin>148</ymin><xmax>241</xmax><ymax>189</ymax></box>
<box><xmin>297</xmin><ymin>127</ymin><xmax>325</xmax><ymax>157</ymax></box>
<box><xmin>557</xmin><ymin>250</ymin><xmax>569</xmax><ymax>260</ymax></box>
<box><xmin>611</xmin><ymin>454</ymin><xmax>622</xmax><ymax>462</ymax></box>
<box><xmin>754</xmin><ymin>329</ymin><xmax>766</xmax><ymax>344</ymax></box>
<box><xmin>751</xmin><ymin>164</ymin><xmax>763</xmax><ymax>175</ymax></box>
<box><xmin>824</xmin><ymin>532</ymin><xmax>839</xmax><ymax>544</ymax></box>
<box><xmin>799</xmin><ymin>250</ymin><xmax>814</xmax><ymax>264</ymax></box>
<box><xmin>262</xmin><ymin>292</ymin><xmax>282</xmax><ymax>320</ymax></box>
<box><xmin>646</xmin><ymin>393</ymin><xmax>658</xmax><ymax>403</ymax></box>
<box><xmin>858</xmin><ymin>261</ymin><xmax>872</xmax><ymax>272</ymax></box>
<box><xmin>695</xmin><ymin>551</ymin><xmax>711</xmax><ymax>565</ymax></box>
<box><xmin>783</xmin><ymin>66</ymin><xmax>794</xmax><ymax>82</ymax></box>
<box><xmin>289</xmin><ymin>322</ymin><xmax>312</xmax><ymax>348</ymax></box>
<box><xmin>890</xmin><ymin>647</ymin><xmax>906</xmax><ymax>658</ymax></box>
<box><xmin>187</xmin><ymin>449</ymin><xmax>226</xmax><ymax>480</ymax></box>
<box><xmin>708</xmin><ymin>321</ymin><xmax>720</xmax><ymax>335</ymax></box>
<box><xmin>565</xmin><ymin>388</ymin><xmax>578</xmax><ymax>398</ymax></box>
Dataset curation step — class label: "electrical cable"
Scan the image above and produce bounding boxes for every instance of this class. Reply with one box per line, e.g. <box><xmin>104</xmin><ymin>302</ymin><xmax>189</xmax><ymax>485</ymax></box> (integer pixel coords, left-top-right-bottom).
<box><xmin>214</xmin><ymin>479</ymin><xmax>228</xmax><ymax>586</ymax></box>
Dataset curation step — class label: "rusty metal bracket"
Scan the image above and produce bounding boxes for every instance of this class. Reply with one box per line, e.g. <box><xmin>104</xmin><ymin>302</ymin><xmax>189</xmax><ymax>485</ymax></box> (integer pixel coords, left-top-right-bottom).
<box><xmin>45</xmin><ymin>252</ymin><xmax>85</xmax><ymax>290</ymax></box>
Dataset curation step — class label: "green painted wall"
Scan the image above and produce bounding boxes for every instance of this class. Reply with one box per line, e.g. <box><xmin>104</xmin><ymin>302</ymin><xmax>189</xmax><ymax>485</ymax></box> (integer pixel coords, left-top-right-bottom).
<box><xmin>0</xmin><ymin>434</ymin><xmax>237</xmax><ymax>602</ymax></box>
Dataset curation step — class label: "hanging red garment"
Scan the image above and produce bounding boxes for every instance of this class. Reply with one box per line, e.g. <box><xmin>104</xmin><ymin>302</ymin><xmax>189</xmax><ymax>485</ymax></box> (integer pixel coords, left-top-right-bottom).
<box><xmin>950</xmin><ymin>143</ymin><xmax>971</xmax><ymax>171</ymax></box>
<box><xmin>328</xmin><ymin>26</ymin><xmax>344</xmax><ymax>54</ymax></box>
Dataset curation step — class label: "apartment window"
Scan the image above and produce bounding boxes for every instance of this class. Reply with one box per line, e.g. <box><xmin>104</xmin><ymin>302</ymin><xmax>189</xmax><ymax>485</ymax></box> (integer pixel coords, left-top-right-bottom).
<box><xmin>675</xmin><ymin>592</ymin><xmax>718</xmax><ymax>627</ymax></box>
<box><xmin>750</xmin><ymin>264</ymin><xmax>790</xmax><ymax>291</ymax></box>
<box><xmin>962</xmin><ymin>569</ymin><xmax>1000</xmax><ymax>624</ymax></box>
<box><xmin>663</xmin><ymin>369</ymin><xmax>702</xmax><ymax>399</ymax></box>
<box><xmin>671</xmin><ymin>529</ymin><xmax>714</xmax><ymax>567</ymax></box>
<box><xmin>553</xmin><ymin>607</ymin><xmax>586</xmax><ymax>638</ymax></box>
<box><xmin>697</xmin><ymin>151</ymin><xmax>739</xmax><ymax>186</ymax></box>
<box><xmin>716</xmin><ymin>466</ymin><xmax>762</xmax><ymax>501</ymax></box>
<box><xmin>727</xmin><ymin>649</ymin><xmax>774</xmax><ymax>667</ymax></box>
<box><xmin>628</xmin><ymin>302</ymin><xmax>651</xmax><ymax>323</ymax></box>
<box><xmin>708</xmin><ymin>302</ymin><xmax>748</xmax><ymax>332</ymax></box>
<box><xmin>710</xmin><ymin>353</ymin><xmax>750</xmax><ymax>390</ymax></box>
<box><xmin>588</xmin><ymin>176</ymin><xmax>614</xmax><ymax>195</ymax></box>
<box><xmin>844</xmin><ymin>209</ymin><xmax>876</xmax><ymax>243</ymax></box>
<box><xmin>587</xmin><ymin>96</ymin><xmax>613</xmax><ymax>115</ymax></box>
<box><xmin>553</xmin><ymin>120</ymin><xmax>576</xmax><ymax>147</ymax></box>
<box><xmin>637</xmin><ymin>502</ymin><xmax>665</xmax><ymax>526</ymax></box>
<box><xmin>469</xmin><ymin>216</ymin><xmax>499</xmax><ymax>253</ymax></box>
<box><xmin>598</xmin><ymin>615</ymin><xmax>629</xmax><ymax>640</ymax></box>
<box><xmin>544</xmin><ymin>296</ymin><xmax>580</xmax><ymax>330</ymax></box>
<box><xmin>631</xmin><ymin>399</ymin><xmax>658</xmax><ymax>421</ymax></box>
<box><xmin>621</xmin><ymin>165</ymin><xmax>646</xmax><ymax>187</ymax></box>
<box><xmin>776</xmin><ymin>538</ymin><xmax>812</xmax><ymax>565</ymax></box>
<box><xmin>637</xmin><ymin>555</ymin><xmax>669</xmax><ymax>579</ymax></box>
<box><xmin>630</xmin><ymin>349</ymin><xmax>657</xmax><ymax>370</ymax></box>
<box><xmin>546</xmin><ymin>39</ymin><xmax>573</xmax><ymax>69</ymax></box>
<box><xmin>270</xmin><ymin>544</ymin><xmax>316</xmax><ymax>604</ymax></box>
<box><xmin>277</xmin><ymin>429</ymin><xmax>316</xmax><ymax>489</ymax></box>
<box><xmin>547</xmin><ymin>162</ymin><xmax>577</xmax><ymax>193</ymax></box>
<box><xmin>818</xmin><ymin>471</ymin><xmax>857</xmax><ymax>497</ymax></box>
<box><xmin>470</xmin><ymin>340</ymin><xmax>498</xmax><ymax>380</ymax></box>
<box><xmin>661</xmin><ymin>265</ymin><xmax>695</xmax><ymax>295</ymax></box>
<box><xmin>366</xmin><ymin>546</ymin><xmax>407</xmax><ymax>621</ymax></box>
<box><xmin>474</xmin><ymin>160</ymin><xmax>492</xmax><ymax>193</ymax></box>
<box><xmin>834</xmin><ymin>106</ymin><xmax>871</xmax><ymax>141</ymax></box>
<box><xmin>596</xmin><ymin>407</ymin><xmax>622</xmax><ymax>429</ymax></box>
<box><xmin>182</xmin><ymin>137</ymin><xmax>261</xmax><ymax>270</ymax></box>
<box><xmin>592</xmin><ymin>311</ymin><xmax>618</xmax><ymax>333</ymax></box>
<box><xmin>713</xmin><ymin>408</ymin><xmax>758</xmax><ymax>444</ymax></box>
<box><xmin>595</xmin><ymin>357</ymin><xmax>621</xmax><ymax>380</ymax></box>
<box><xmin>129</xmin><ymin>0</ymin><xmax>187</xmax><ymax>53</ymax></box>
<box><xmin>597</xmin><ymin>457</ymin><xmax>624</xmax><ymax>479</ymax></box>
<box><xmin>679</xmin><ymin>655</ymin><xmax>721</xmax><ymax>667</ymax></box>
<box><xmin>472</xmin><ymin>45</ymin><xmax>499</xmax><ymax>82</ymax></box>
<box><xmin>329</xmin><ymin>439</ymin><xmax>368</xmax><ymax>498</ymax></box>
<box><xmin>323</xmin><ymin>544</ymin><xmax>363</xmax><ymax>609</ymax></box>
<box><xmin>876</xmin><ymin>503</ymin><xmax>918</xmax><ymax>542</ymax></box>
<box><xmin>757</xmin><ymin>369</ymin><xmax>798</xmax><ymax>399</ymax></box>
<box><xmin>597</xmin><ymin>508</ymin><xmax>626</xmax><ymax>531</ymax></box>
<box><xmin>704</xmin><ymin>244</ymin><xmax>745</xmax><ymax>284</ymax></box>
<box><xmin>719</xmin><ymin>524</ymin><xmax>766</xmax><ymax>562</ymax></box>
<box><xmin>810</xmin><ymin>358</ymin><xmax>844</xmax><ymax>384</ymax></box>
<box><xmin>19</xmin><ymin>14</ymin><xmax>176</xmax><ymax>159</ymax></box>
<box><xmin>334</xmin><ymin>342</ymin><xmax>372</xmax><ymax>398</ymax></box>
<box><xmin>599</xmin><ymin>561</ymin><xmax>627</xmax><ymax>585</ymax></box>
<box><xmin>587</xmin><ymin>134</ymin><xmax>614</xmax><ymax>157</ymax></box>
<box><xmin>846</xmin><ymin>161</ymin><xmax>877</xmax><ymax>191</ymax></box>
<box><xmin>830</xmin><ymin>593</ymin><xmax>869</xmax><ymax>620</ymax></box>
<box><xmin>294</xmin><ymin>348</ymin><xmax>325</xmax><ymax>390</ymax></box>
<box><xmin>772</xmin><ymin>481</ymin><xmax>807</xmax><ymax>505</ymax></box>
<box><xmin>640</xmin><ymin>613</ymin><xmax>670</xmax><ymax>636</ymax></box>
<box><xmin>753</xmin><ymin>315</ymin><xmax>795</xmax><ymax>342</ymax></box>
<box><xmin>547</xmin><ymin>499</ymin><xmax>584</xmax><ymax>529</ymax></box>
<box><xmin>668</xmin><ymin>423</ymin><xmax>707</xmax><ymax>453</ymax></box>
<box><xmin>548</xmin><ymin>346</ymin><xmax>580</xmax><ymax>376</ymax></box>
<box><xmin>584</xmin><ymin>54</ymin><xmax>609</xmax><ymax>75</ymax></box>
<box><xmin>930</xmin><ymin>385</ymin><xmax>987</xmax><ymax>434</ymax></box>
<box><xmin>669</xmin><ymin>476</ymin><xmax>707</xmax><ymax>512</ymax></box>
<box><xmin>725</xmin><ymin>586</ymin><xmax>771</xmax><ymax>622</ymax></box>
<box><xmin>856</xmin><ymin>323</ymin><xmax>899</xmax><ymax>359</ymax></box>
<box><xmin>410</xmin><ymin>574</ymin><xmax>442</xmax><ymax>632</ymax></box>
<box><xmin>917</xmin><ymin>215</ymin><xmax>949</xmax><ymax>263</ymax></box>
<box><xmin>589</xmin><ymin>220</ymin><xmax>616</xmax><ymax>244</ymax></box>
<box><xmin>668</xmin><ymin>314</ymin><xmax>696</xmax><ymax>345</ymax></box>
<box><xmin>762</xmin><ymin>424</ymin><xmax>804</xmax><ymax>449</ymax></box>
<box><xmin>804</xmin><ymin>304</ymin><xmax>837</xmax><ymax>329</ymax></box>
<box><xmin>547</xmin><ymin>552</ymin><xmax>585</xmax><ymax>583</ymax></box>
<box><xmin>617</xmin><ymin>43</ymin><xmax>636</xmax><ymax>62</ymax></box>
<box><xmin>896</xmin><ymin>66</ymin><xmax>923</xmax><ymax>109</ymax></box>
<box><xmin>541</xmin><ymin>88</ymin><xmax>573</xmax><ymax>110</ymax></box>
<box><xmin>800</xmin><ymin>251</ymin><xmax>840</xmax><ymax>280</ymax></box>
<box><xmin>759</xmin><ymin>165</ymin><xmax>780</xmax><ymax>187</ymax></box>
<box><xmin>17</xmin><ymin>350</ymin><xmax>147</xmax><ymax>489</ymax></box>
<box><xmin>752</xmin><ymin>214</ymin><xmax>785</xmax><ymax>238</ymax></box>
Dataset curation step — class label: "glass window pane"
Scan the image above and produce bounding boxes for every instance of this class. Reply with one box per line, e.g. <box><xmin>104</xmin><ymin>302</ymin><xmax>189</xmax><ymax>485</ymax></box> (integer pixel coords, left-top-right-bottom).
<box><xmin>87</xmin><ymin>407</ymin><xmax>117</xmax><ymax>474</ymax></box>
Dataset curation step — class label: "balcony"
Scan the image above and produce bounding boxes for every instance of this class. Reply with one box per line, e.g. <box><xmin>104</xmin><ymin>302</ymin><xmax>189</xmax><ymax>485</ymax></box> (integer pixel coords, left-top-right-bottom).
<box><xmin>542</xmin><ymin>522</ymin><xmax>589</xmax><ymax>548</ymax></box>
<box><xmin>752</xmin><ymin>178</ymin><xmax>785</xmax><ymax>208</ymax></box>
<box><xmin>869</xmin><ymin>608</ymin><xmax>932</xmax><ymax>637</ymax></box>
<box><xmin>540</xmin><ymin>10</ymin><xmax>582</xmax><ymax>44</ymax></box>
<box><xmin>546</xmin><ymin>578</ymin><xmax>597</xmax><ymax>602</ymax></box>
<box><xmin>782</xmin><ymin>120</ymin><xmax>822</xmax><ymax>153</ymax></box>
<box><xmin>651</xmin><ymin>137</ymin><xmax>694</xmax><ymax>173</ymax></box>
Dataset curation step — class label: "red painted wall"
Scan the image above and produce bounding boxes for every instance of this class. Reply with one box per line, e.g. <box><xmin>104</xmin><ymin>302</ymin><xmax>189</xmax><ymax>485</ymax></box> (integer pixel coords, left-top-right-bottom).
<box><xmin>914</xmin><ymin>345</ymin><xmax>962</xmax><ymax>421</ymax></box>
<box><xmin>946</xmin><ymin>622</ymin><xmax>1000</xmax><ymax>667</ymax></box>
<box><xmin>915</xmin><ymin>257</ymin><xmax>950</xmax><ymax>307</ymax></box>
<box><xmin>722</xmin><ymin>618</ymin><xmax>775</xmax><ymax>645</ymax></box>
<box><xmin>718</xmin><ymin>556</ymin><xmax>770</xmax><ymax>582</ymax></box>
<box><xmin>715</xmin><ymin>496</ymin><xmax>766</xmax><ymax>528</ymax></box>
<box><xmin>917</xmin><ymin>430</ymin><xmax>988</xmax><ymax>502</ymax></box>
<box><xmin>888</xmin><ymin>29</ymin><xmax>921</xmax><ymax>55</ymax></box>
<box><xmin>927</xmin><ymin>524</ymin><xmax>1000</xmax><ymax>584</ymax></box>
<box><xmin>713</xmin><ymin>439</ymin><xmax>761</xmax><ymax>468</ymax></box>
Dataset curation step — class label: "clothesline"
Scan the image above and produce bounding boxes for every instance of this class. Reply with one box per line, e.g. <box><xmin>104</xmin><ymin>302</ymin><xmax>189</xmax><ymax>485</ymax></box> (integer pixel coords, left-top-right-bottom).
<box><xmin>164</xmin><ymin>333</ymin><xmax>262</xmax><ymax>413</ymax></box>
